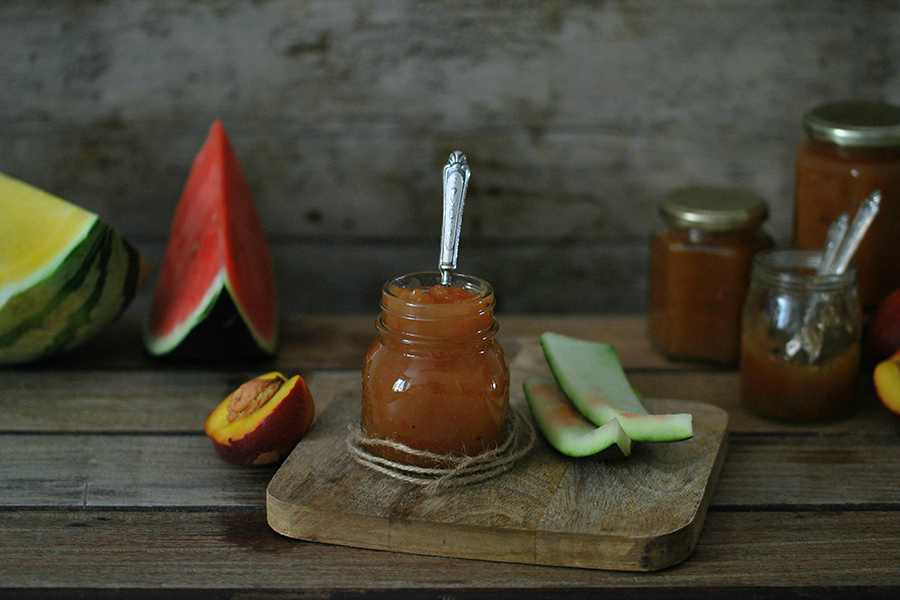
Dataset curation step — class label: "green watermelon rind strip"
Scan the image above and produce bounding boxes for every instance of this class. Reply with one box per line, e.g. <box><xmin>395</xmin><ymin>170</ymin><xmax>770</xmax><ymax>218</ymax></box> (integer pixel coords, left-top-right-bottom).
<box><xmin>0</xmin><ymin>220</ymin><xmax>145</xmax><ymax>364</ymax></box>
<box><xmin>540</xmin><ymin>332</ymin><xmax>693</xmax><ymax>443</ymax></box>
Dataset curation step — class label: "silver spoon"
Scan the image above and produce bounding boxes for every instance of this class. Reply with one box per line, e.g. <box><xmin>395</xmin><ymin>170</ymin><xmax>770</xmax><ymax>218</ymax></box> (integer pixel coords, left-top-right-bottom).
<box><xmin>439</xmin><ymin>151</ymin><xmax>471</xmax><ymax>285</ymax></box>
<box><xmin>830</xmin><ymin>190</ymin><xmax>881</xmax><ymax>275</ymax></box>
<box><xmin>785</xmin><ymin>190</ymin><xmax>881</xmax><ymax>362</ymax></box>
<box><xmin>817</xmin><ymin>211</ymin><xmax>849</xmax><ymax>276</ymax></box>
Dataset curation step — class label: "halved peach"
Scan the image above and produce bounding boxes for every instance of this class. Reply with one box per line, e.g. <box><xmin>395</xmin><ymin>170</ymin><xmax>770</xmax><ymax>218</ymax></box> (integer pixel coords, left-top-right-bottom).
<box><xmin>873</xmin><ymin>351</ymin><xmax>900</xmax><ymax>419</ymax></box>
<box><xmin>204</xmin><ymin>372</ymin><xmax>315</xmax><ymax>466</ymax></box>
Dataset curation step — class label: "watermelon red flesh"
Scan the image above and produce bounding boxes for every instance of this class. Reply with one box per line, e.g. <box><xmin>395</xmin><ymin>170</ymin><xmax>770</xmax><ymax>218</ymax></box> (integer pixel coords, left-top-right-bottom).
<box><xmin>147</xmin><ymin>121</ymin><xmax>277</xmax><ymax>356</ymax></box>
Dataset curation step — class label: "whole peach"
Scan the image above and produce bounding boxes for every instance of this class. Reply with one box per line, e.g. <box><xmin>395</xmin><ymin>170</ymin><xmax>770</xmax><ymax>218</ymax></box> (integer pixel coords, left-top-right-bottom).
<box><xmin>870</xmin><ymin>288</ymin><xmax>900</xmax><ymax>361</ymax></box>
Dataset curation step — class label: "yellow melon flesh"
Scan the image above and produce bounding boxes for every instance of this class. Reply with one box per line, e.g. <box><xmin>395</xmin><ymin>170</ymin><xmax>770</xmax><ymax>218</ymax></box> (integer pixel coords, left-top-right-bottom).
<box><xmin>0</xmin><ymin>174</ymin><xmax>96</xmax><ymax>304</ymax></box>
<box><xmin>0</xmin><ymin>172</ymin><xmax>147</xmax><ymax>364</ymax></box>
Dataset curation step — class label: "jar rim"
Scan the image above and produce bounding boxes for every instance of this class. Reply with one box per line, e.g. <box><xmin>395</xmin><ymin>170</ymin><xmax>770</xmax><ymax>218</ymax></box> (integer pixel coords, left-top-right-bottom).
<box><xmin>752</xmin><ymin>250</ymin><xmax>857</xmax><ymax>291</ymax></box>
<box><xmin>382</xmin><ymin>271</ymin><xmax>493</xmax><ymax>304</ymax></box>
<box><xmin>659</xmin><ymin>186</ymin><xmax>769</xmax><ymax>232</ymax></box>
<box><xmin>803</xmin><ymin>101</ymin><xmax>900</xmax><ymax>147</ymax></box>
<box><xmin>378</xmin><ymin>271</ymin><xmax>498</xmax><ymax>344</ymax></box>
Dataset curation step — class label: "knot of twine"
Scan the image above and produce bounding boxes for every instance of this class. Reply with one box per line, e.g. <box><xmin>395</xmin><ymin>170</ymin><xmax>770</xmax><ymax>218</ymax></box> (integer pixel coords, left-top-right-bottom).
<box><xmin>345</xmin><ymin>409</ymin><xmax>536</xmax><ymax>495</ymax></box>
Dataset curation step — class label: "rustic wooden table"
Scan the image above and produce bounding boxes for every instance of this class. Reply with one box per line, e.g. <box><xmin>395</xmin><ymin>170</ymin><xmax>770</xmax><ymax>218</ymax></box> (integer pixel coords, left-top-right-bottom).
<box><xmin>2</xmin><ymin>312</ymin><xmax>899</xmax><ymax>599</ymax></box>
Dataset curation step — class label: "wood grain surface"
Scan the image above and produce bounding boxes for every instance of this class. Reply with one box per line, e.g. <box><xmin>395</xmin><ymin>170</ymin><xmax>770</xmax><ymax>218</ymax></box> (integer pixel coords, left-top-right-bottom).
<box><xmin>3</xmin><ymin>313</ymin><xmax>900</xmax><ymax>598</ymax></box>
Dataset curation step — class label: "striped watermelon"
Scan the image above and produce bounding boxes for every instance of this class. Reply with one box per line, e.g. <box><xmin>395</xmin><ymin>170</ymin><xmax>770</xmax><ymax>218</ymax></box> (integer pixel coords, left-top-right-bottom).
<box><xmin>0</xmin><ymin>173</ymin><xmax>149</xmax><ymax>364</ymax></box>
<box><xmin>144</xmin><ymin>121</ymin><xmax>278</xmax><ymax>360</ymax></box>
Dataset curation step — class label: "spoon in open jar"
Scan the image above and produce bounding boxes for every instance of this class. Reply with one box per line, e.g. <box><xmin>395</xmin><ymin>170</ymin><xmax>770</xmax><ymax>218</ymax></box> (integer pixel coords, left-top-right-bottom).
<box><xmin>785</xmin><ymin>189</ymin><xmax>881</xmax><ymax>362</ymax></box>
<box><xmin>439</xmin><ymin>151</ymin><xmax>471</xmax><ymax>286</ymax></box>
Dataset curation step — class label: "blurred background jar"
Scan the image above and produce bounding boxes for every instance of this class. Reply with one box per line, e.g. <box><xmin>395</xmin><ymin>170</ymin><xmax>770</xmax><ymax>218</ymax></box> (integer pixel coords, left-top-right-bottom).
<box><xmin>794</xmin><ymin>101</ymin><xmax>900</xmax><ymax>313</ymax></box>
<box><xmin>740</xmin><ymin>250</ymin><xmax>861</xmax><ymax>422</ymax></box>
<box><xmin>648</xmin><ymin>186</ymin><xmax>774</xmax><ymax>366</ymax></box>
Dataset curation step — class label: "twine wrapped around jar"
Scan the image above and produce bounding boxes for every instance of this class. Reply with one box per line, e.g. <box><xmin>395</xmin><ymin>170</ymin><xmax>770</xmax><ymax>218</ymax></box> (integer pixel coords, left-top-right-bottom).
<box><xmin>345</xmin><ymin>409</ymin><xmax>536</xmax><ymax>495</ymax></box>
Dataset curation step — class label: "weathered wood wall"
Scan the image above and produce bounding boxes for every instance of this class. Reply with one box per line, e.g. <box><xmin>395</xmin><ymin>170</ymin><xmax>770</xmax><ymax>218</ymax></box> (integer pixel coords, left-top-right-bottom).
<box><xmin>2</xmin><ymin>0</ymin><xmax>900</xmax><ymax>314</ymax></box>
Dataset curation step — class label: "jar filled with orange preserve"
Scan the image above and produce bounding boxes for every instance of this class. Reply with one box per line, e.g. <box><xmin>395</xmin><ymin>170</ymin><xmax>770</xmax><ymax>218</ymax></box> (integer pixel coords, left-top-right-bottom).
<box><xmin>648</xmin><ymin>186</ymin><xmax>774</xmax><ymax>365</ymax></box>
<box><xmin>361</xmin><ymin>272</ymin><xmax>509</xmax><ymax>467</ymax></box>
<box><xmin>740</xmin><ymin>250</ymin><xmax>861</xmax><ymax>422</ymax></box>
<box><xmin>794</xmin><ymin>101</ymin><xmax>900</xmax><ymax>312</ymax></box>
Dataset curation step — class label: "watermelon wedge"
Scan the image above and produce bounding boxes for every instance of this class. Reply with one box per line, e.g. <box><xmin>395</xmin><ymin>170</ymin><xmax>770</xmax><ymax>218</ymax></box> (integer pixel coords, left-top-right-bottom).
<box><xmin>0</xmin><ymin>173</ymin><xmax>149</xmax><ymax>364</ymax></box>
<box><xmin>145</xmin><ymin>121</ymin><xmax>278</xmax><ymax>360</ymax></box>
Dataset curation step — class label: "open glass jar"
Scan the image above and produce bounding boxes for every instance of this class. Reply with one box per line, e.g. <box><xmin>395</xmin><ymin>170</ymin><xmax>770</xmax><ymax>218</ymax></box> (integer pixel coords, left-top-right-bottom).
<box><xmin>361</xmin><ymin>272</ymin><xmax>510</xmax><ymax>467</ymax></box>
<box><xmin>739</xmin><ymin>250</ymin><xmax>861</xmax><ymax>422</ymax></box>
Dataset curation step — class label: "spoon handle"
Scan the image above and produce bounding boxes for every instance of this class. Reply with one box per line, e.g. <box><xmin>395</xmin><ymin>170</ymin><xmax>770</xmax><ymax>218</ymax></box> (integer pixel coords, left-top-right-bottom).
<box><xmin>440</xmin><ymin>151</ymin><xmax>470</xmax><ymax>285</ymax></box>
<box><xmin>818</xmin><ymin>211</ymin><xmax>849</xmax><ymax>275</ymax></box>
<box><xmin>832</xmin><ymin>190</ymin><xmax>881</xmax><ymax>274</ymax></box>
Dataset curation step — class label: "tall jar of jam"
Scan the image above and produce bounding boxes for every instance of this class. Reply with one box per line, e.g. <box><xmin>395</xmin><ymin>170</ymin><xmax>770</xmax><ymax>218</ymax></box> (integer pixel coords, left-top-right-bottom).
<box><xmin>740</xmin><ymin>250</ymin><xmax>861</xmax><ymax>422</ymax></box>
<box><xmin>794</xmin><ymin>101</ymin><xmax>900</xmax><ymax>312</ymax></box>
<box><xmin>648</xmin><ymin>186</ymin><xmax>774</xmax><ymax>366</ymax></box>
<box><xmin>361</xmin><ymin>271</ymin><xmax>509</xmax><ymax>467</ymax></box>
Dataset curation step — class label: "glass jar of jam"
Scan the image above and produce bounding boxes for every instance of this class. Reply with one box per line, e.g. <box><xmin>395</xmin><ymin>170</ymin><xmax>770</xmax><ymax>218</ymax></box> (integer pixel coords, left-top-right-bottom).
<box><xmin>361</xmin><ymin>271</ymin><xmax>510</xmax><ymax>467</ymax></box>
<box><xmin>740</xmin><ymin>250</ymin><xmax>861</xmax><ymax>422</ymax></box>
<box><xmin>793</xmin><ymin>101</ymin><xmax>900</xmax><ymax>313</ymax></box>
<box><xmin>648</xmin><ymin>186</ymin><xmax>774</xmax><ymax>366</ymax></box>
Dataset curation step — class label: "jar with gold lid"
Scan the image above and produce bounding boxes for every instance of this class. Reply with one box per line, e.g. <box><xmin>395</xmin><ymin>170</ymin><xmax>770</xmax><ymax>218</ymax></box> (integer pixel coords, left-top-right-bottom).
<box><xmin>794</xmin><ymin>100</ymin><xmax>900</xmax><ymax>313</ymax></box>
<box><xmin>648</xmin><ymin>186</ymin><xmax>774</xmax><ymax>365</ymax></box>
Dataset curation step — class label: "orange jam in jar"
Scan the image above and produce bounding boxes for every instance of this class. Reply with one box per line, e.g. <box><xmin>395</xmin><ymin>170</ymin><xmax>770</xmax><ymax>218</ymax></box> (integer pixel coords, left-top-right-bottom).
<box><xmin>648</xmin><ymin>186</ymin><xmax>774</xmax><ymax>365</ymax></box>
<box><xmin>793</xmin><ymin>101</ymin><xmax>900</xmax><ymax>312</ymax></box>
<box><xmin>739</xmin><ymin>250</ymin><xmax>861</xmax><ymax>422</ymax></box>
<box><xmin>361</xmin><ymin>272</ymin><xmax>509</xmax><ymax>467</ymax></box>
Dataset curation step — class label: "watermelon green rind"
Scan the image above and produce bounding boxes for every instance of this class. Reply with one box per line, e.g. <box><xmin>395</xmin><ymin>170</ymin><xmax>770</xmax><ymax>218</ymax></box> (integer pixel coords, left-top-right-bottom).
<box><xmin>540</xmin><ymin>332</ymin><xmax>693</xmax><ymax>442</ymax></box>
<box><xmin>524</xmin><ymin>376</ymin><xmax>632</xmax><ymax>457</ymax></box>
<box><xmin>144</xmin><ymin>269</ymin><xmax>226</xmax><ymax>357</ymax></box>
<box><xmin>144</xmin><ymin>270</ymin><xmax>276</xmax><ymax>360</ymax></box>
<box><xmin>0</xmin><ymin>219</ymin><xmax>146</xmax><ymax>364</ymax></box>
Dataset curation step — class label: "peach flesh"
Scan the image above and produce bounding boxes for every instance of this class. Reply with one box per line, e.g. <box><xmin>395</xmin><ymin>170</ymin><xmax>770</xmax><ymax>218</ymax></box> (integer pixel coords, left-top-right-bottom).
<box><xmin>204</xmin><ymin>372</ymin><xmax>315</xmax><ymax>466</ymax></box>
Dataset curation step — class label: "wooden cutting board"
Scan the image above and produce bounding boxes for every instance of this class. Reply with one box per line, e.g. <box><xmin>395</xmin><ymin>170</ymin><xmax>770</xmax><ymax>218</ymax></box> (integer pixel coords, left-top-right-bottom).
<box><xmin>267</xmin><ymin>342</ymin><xmax>728</xmax><ymax>572</ymax></box>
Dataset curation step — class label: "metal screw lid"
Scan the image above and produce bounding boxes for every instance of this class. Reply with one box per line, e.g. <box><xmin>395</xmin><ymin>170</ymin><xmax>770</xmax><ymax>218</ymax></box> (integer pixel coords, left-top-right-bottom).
<box><xmin>659</xmin><ymin>186</ymin><xmax>769</xmax><ymax>232</ymax></box>
<box><xmin>803</xmin><ymin>101</ymin><xmax>900</xmax><ymax>147</ymax></box>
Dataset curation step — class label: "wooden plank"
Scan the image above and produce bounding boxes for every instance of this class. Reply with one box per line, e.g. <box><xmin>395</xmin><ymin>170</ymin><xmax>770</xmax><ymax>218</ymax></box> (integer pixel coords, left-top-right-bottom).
<box><xmin>0</xmin><ymin>368</ymin><xmax>358</xmax><ymax>432</ymax></box>
<box><xmin>131</xmin><ymin>239</ymin><xmax>658</xmax><ymax>315</ymax></box>
<box><xmin>499</xmin><ymin>315</ymin><xmax>697</xmax><ymax>370</ymax></box>
<box><xmin>5</xmin><ymin>311</ymin><xmax>727</xmax><ymax>373</ymax></box>
<box><xmin>1</xmin><ymin>510</ymin><xmax>898</xmax><ymax>592</ymax></box>
<box><xmin>5</xmin><ymin>1</ymin><xmax>899</xmax><ymax>244</ymax></box>
<box><xmin>3</xmin><ymin>427</ymin><xmax>899</xmax><ymax>510</ymax></box>
<box><xmin>29</xmin><ymin>309</ymin><xmax>379</xmax><ymax>372</ymax></box>
<box><xmin>0</xmin><ymin>434</ymin><xmax>274</xmax><ymax>508</ymax></box>
<box><xmin>627</xmin><ymin>370</ymin><xmax>895</xmax><ymax>435</ymax></box>
<box><xmin>0</xmin><ymin>370</ymin><xmax>237</xmax><ymax>433</ymax></box>
<box><xmin>2</xmin><ymin>334</ymin><xmax>891</xmax><ymax>438</ymax></box>
<box><xmin>262</xmin><ymin>240</ymin><xmax>658</xmax><ymax>314</ymax></box>
<box><xmin>4</xmin><ymin>313</ymin><xmax>744</xmax><ymax>374</ymax></box>
<box><xmin>715</xmin><ymin>433</ymin><xmax>900</xmax><ymax>508</ymax></box>
<box><xmin>2</xmin><ymin>369</ymin><xmax>889</xmax><ymax>440</ymax></box>
<box><xmin>5</xmin><ymin>2</ymin><xmax>900</xmax><ymax>316</ymax></box>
